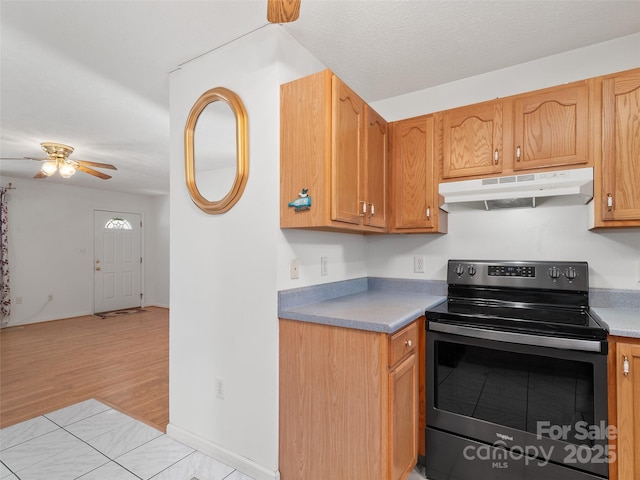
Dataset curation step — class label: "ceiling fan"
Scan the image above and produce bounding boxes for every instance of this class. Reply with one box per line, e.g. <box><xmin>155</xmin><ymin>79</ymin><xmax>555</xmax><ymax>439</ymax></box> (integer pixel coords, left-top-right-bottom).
<box><xmin>0</xmin><ymin>142</ymin><xmax>117</xmax><ymax>180</ymax></box>
<box><xmin>267</xmin><ymin>0</ymin><xmax>301</xmax><ymax>23</ymax></box>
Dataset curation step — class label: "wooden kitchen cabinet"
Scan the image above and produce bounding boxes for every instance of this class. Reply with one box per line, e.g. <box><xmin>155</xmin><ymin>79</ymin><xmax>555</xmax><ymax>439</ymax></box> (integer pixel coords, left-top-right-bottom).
<box><xmin>389</xmin><ymin>114</ymin><xmax>447</xmax><ymax>233</ymax></box>
<box><xmin>440</xmin><ymin>100</ymin><xmax>505</xmax><ymax>179</ymax></box>
<box><xmin>363</xmin><ymin>105</ymin><xmax>389</xmax><ymax>229</ymax></box>
<box><xmin>440</xmin><ymin>80</ymin><xmax>592</xmax><ymax>180</ymax></box>
<box><xmin>513</xmin><ymin>82</ymin><xmax>590</xmax><ymax>171</ymax></box>
<box><xmin>591</xmin><ymin>68</ymin><xmax>640</xmax><ymax>228</ymax></box>
<box><xmin>279</xmin><ymin>318</ymin><xmax>421</xmax><ymax>480</ymax></box>
<box><xmin>616</xmin><ymin>341</ymin><xmax>640</xmax><ymax>480</ymax></box>
<box><xmin>388</xmin><ymin>323</ymin><xmax>420</xmax><ymax>480</ymax></box>
<box><xmin>280</xmin><ymin>69</ymin><xmax>388</xmax><ymax>233</ymax></box>
<box><xmin>608</xmin><ymin>337</ymin><xmax>640</xmax><ymax>480</ymax></box>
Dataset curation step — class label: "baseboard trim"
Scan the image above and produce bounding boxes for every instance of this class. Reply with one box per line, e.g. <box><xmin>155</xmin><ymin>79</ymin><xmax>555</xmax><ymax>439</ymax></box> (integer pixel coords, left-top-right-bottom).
<box><xmin>166</xmin><ymin>423</ymin><xmax>280</xmax><ymax>480</ymax></box>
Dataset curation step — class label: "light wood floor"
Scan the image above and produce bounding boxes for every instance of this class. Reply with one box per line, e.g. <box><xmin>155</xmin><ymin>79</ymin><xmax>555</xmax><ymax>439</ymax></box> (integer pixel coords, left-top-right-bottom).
<box><xmin>0</xmin><ymin>307</ymin><xmax>169</xmax><ymax>432</ymax></box>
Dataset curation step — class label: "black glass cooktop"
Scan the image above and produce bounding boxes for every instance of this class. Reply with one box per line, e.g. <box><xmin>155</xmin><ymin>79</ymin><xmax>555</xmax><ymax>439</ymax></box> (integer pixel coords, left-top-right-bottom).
<box><xmin>426</xmin><ymin>294</ymin><xmax>608</xmax><ymax>341</ymax></box>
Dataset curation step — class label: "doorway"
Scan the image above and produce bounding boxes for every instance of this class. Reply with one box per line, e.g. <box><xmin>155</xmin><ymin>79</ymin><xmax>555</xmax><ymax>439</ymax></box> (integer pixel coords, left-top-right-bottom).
<box><xmin>93</xmin><ymin>210</ymin><xmax>142</xmax><ymax>313</ymax></box>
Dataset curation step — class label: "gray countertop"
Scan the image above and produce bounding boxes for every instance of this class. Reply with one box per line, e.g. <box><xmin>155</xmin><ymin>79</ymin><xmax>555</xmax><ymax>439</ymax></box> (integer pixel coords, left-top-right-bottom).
<box><xmin>593</xmin><ymin>307</ymin><xmax>640</xmax><ymax>339</ymax></box>
<box><xmin>279</xmin><ymin>290</ymin><xmax>445</xmax><ymax>333</ymax></box>
<box><xmin>278</xmin><ymin>277</ymin><xmax>639</xmax><ymax>337</ymax></box>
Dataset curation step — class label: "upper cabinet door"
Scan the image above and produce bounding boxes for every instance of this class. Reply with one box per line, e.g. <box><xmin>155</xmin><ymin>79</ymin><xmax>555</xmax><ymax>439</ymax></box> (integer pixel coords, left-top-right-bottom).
<box><xmin>601</xmin><ymin>69</ymin><xmax>640</xmax><ymax>223</ymax></box>
<box><xmin>442</xmin><ymin>101</ymin><xmax>504</xmax><ymax>179</ymax></box>
<box><xmin>332</xmin><ymin>76</ymin><xmax>365</xmax><ymax>225</ymax></box>
<box><xmin>513</xmin><ymin>82</ymin><xmax>589</xmax><ymax>171</ymax></box>
<box><xmin>363</xmin><ymin>106</ymin><xmax>388</xmax><ymax>229</ymax></box>
<box><xmin>390</xmin><ymin>115</ymin><xmax>436</xmax><ymax>230</ymax></box>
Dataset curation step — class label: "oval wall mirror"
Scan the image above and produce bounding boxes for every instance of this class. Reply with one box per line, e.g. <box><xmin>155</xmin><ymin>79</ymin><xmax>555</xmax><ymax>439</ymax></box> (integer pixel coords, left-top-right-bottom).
<box><xmin>184</xmin><ymin>87</ymin><xmax>249</xmax><ymax>214</ymax></box>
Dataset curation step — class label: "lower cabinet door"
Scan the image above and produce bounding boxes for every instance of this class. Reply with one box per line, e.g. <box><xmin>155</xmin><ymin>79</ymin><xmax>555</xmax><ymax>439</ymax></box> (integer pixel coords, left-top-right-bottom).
<box><xmin>389</xmin><ymin>352</ymin><xmax>418</xmax><ymax>480</ymax></box>
<box><xmin>617</xmin><ymin>342</ymin><xmax>640</xmax><ymax>480</ymax></box>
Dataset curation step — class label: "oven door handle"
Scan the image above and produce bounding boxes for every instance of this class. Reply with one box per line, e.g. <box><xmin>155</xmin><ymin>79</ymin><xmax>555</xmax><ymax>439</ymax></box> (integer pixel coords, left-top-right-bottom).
<box><xmin>429</xmin><ymin>322</ymin><xmax>604</xmax><ymax>353</ymax></box>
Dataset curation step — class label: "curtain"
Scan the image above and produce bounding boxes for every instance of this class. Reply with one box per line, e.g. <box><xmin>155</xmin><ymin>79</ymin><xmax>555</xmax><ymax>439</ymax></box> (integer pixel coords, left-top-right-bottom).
<box><xmin>0</xmin><ymin>186</ymin><xmax>9</xmax><ymax>326</ymax></box>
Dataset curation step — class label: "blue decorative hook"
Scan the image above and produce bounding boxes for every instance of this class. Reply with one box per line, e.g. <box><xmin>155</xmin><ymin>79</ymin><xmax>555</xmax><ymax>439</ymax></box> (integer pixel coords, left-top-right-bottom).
<box><xmin>288</xmin><ymin>188</ymin><xmax>312</xmax><ymax>210</ymax></box>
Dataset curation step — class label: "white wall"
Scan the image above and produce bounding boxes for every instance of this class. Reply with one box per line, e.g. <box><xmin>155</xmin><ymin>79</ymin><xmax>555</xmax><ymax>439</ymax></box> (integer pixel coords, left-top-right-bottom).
<box><xmin>146</xmin><ymin>193</ymin><xmax>170</xmax><ymax>308</ymax></box>
<box><xmin>367</xmin><ymin>206</ymin><xmax>640</xmax><ymax>289</ymax></box>
<box><xmin>367</xmin><ymin>33</ymin><xmax>640</xmax><ymax>291</ymax></box>
<box><xmin>2</xmin><ymin>176</ymin><xmax>170</xmax><ymax>325</ymax></box>
<box><xmin>168</xmin><ymin>25</ymin><xmax>331</xmax><ymax>480</ymax></box>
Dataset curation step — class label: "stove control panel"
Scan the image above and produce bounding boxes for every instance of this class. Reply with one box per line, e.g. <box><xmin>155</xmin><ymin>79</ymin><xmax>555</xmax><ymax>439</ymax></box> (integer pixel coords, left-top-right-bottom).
<box><xmin>488</xmin><ymin>265</ymin><xmax>535</xmax><ymax>277</ymax></box>
<box><xmin>448</xmin><ymin>260</ymin><xmax>589</xmax><ymax>291</ymax></box>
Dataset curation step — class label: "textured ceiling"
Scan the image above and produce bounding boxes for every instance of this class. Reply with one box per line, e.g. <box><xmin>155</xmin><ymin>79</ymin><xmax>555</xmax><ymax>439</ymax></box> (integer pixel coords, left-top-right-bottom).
<box><xmin>1</xmin><ymin>0</ymin><xmax>639</xmax><ymax>195</ymax></box>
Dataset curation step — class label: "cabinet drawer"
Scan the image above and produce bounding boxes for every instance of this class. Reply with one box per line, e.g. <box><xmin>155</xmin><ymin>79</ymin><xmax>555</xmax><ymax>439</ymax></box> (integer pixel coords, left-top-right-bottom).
<box><xmin>389</xmin><ymin>321</ymin><xmax>418</xmax><ymax>367</ymax></box>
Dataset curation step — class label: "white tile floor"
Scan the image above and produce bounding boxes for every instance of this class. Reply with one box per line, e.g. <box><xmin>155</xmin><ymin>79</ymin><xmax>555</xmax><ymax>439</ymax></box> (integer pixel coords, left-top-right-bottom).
<box><xmin>0</xmin><ymin>399</ymin><xmax>427</xmax><ymax>480</ymax></box>
<box><xmin>0</xmin><ymin>399</ymin><xmax>253</xmax><ymax>480</ymax></box>
<box><xmin>408</xmin><ymin>465</ymin><xmax>427</xmax><ymax>480</ymax></box>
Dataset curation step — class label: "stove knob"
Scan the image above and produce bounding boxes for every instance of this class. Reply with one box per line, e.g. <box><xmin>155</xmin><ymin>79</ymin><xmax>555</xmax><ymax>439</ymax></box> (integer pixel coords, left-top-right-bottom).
<box><xmin>548</xmin><ymin>266</ymin><xmax>561</xmax><ymax>281</ymax></box>
<box><xmin>564</xmin><ymin>267</ymin><xmax>578</xmax><ymax>281</ymax></box>
<box><xmin>468</xmin><ymin>265</ymin><xmax>477</xmax><ymax>276</ymax></box>
<box><xmin>454</xmin><ymin>264</ymin><xmax>465</xmax><ymax>277</ymax></box>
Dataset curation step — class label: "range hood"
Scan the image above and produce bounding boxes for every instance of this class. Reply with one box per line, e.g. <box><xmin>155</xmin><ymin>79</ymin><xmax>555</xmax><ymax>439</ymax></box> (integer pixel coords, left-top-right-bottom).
<box><xmin>439</xmin><ymin>167</ymin><xmax>594</xmax><ymax>211</ymax></box>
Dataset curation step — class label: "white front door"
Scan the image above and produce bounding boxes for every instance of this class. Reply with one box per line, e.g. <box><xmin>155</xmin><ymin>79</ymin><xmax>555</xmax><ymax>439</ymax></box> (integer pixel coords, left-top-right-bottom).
<box><xmin>94</xmin><ymin>210</ymin><xmax>142</xmax><ymax>313</ymax></box>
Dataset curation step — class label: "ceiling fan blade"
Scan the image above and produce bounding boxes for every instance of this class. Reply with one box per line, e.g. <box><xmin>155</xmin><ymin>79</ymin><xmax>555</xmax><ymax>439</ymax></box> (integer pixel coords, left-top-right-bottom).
<box><xmin>75</xmin><ymin>159</ymin><xmax>118</xmax><ymax>170</ymax></box>
<box><xmin>267</xmin><ymin>0</ymin><xmax>300</xmax><ymax>23</ymax></box>
<box><xmin>0</xmin><ymin>156</ymin><xmax>47</xmax><ymax>161</ymax></box>
<box><xmin>33</xmin><ymin>171</ymin><xmax>48</xmax><ymax>179</ymax></box>
<box><xmin>76</xmin><ymin>164</ymin><xmax>112</xmax><ymax>179</ymax></box>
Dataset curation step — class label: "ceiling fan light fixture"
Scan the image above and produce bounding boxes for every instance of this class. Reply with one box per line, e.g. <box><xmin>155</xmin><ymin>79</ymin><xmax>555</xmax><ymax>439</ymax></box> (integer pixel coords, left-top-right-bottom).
<box><xmin>40</xmin><ymin>160</ymin><xmax>58</xmax><ymax>177</ymax></box>
<box><xmin>2</xmin><ymin>141</ymin><xmax>116</xmax><ymax>180</ymax></box>
<box><xmin>58</xmin><ymin>162</ymin><xmax>76</xmax><ymax>178</ymax></box>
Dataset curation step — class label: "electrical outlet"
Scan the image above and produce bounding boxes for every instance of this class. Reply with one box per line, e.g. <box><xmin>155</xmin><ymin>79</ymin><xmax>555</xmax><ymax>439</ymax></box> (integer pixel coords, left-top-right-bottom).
<box><xmin>321</xmin><ymin>256</ymin><xmax>328</xmax><ymax>276</ymax></box>
<box><xmin>414</xmin><ymin>255</ymin><xmax>425</xmax><ymax>273</ymax></box>
<box><xmin>215</xmin><ymin>377</ymin><xmax>225</xmax><ymax>400</ymax></box>
<box><xmin>290</xmin><ymin>258</ymin><xmax>299</xmax><ymax>279</ymax></box>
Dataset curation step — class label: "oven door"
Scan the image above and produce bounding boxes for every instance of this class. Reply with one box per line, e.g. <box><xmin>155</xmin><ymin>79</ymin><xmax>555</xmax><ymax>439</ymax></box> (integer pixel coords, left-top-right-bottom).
<box><xmin>426</xmin><ymin>327</ymin><xmax>610</xmax><ymax>480</ymax></box>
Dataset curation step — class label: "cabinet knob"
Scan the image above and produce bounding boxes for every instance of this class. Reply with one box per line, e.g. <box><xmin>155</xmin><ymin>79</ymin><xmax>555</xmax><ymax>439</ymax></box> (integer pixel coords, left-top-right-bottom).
<box><xmin>359</xmin><ymin>201</ymin><xmax>367</xmax><ymax>216</ymax></box>
<box><xmin>516</xmin><ymin>145</ymin><xmax>522</xmax><ymax>162</ymax></box>
<box><xmin>494</xmin><ymin>149</ymin><xmax>499</xmax><ymax>164</ymax></box>
<box><xmin>607</xmin><ymin>194</ymin><xmax>613</xmax><ymax>212</ymax></box>
<box><xmin>623</xmin><ymin>355</ymin><xmax>630</xmax><ymax>376</ymax></box>
<box><xmin>426</xmin><ymin>206</ymin><xmax>431</xmax><ymax>220</ymax></box>
<box><xmin>369</xmin><ymin>203</ymin><xmax>375</xmax><ymax>217</ymax></box>
<box><xmin>95</xmin><ymin>266</ymin><xmax>101</xmax><ymax>271</ymax></box>
<box><xmin>405</xmin><ymin>340</ymin><xmax>412</xmax><ymax>348</ymax></box>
